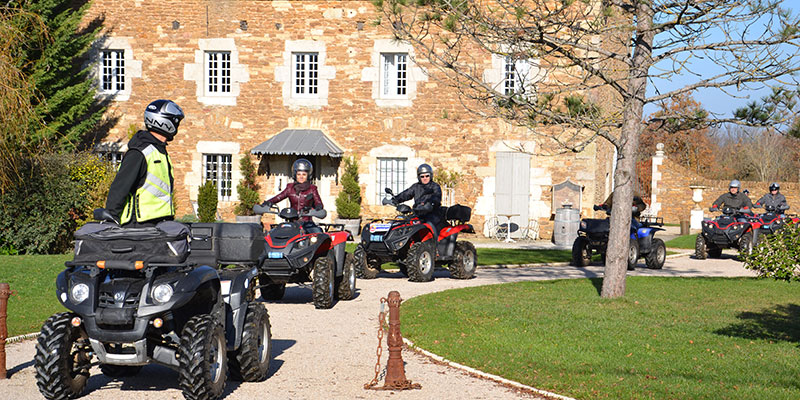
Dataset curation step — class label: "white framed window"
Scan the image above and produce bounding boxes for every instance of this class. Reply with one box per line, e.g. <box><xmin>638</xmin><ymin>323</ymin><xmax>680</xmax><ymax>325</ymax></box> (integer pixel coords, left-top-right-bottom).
<box><xmin>103</xmin><ymin>151</ymin><xmax>124</xmax><ymax>169</ymax></box>
<box><xmin>101</xmin><ymin>50</ymin><xmax>125</xmax><ymax>92</ymax></box>
<box><xmin>377</xmin><ymin>158</ymin><xmax>407</xmax><ymax>204</ymax></box>
<box><xmin>205</xmin><ymin>51</ymin><xmax>231</xmax><ymax>94</ymax></box>
<box><xmin>203</xmin><ymin>153</ymin><xmax>233</xmax><ymax>201</ymax></box>
<box><xmin>381</xmin><ymin>53</ymin><xmax>408</xmax><ymax>98</ymax></box>
<box><xmin>292</xmin><ymin>52</ymin><xmax>319</xmax><ymax>97</ymax></box>
<box><xmin>503</xmin><ymin>56</ymin><xmax>532</xmax><ymax>96</ymax></box>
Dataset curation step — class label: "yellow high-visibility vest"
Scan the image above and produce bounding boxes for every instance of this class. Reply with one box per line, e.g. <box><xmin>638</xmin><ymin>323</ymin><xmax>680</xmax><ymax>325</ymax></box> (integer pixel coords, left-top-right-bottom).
<box><xmin>120</xmin><ymin>145</ymin><xmax>174</xmax><ymax>224</ymax></box>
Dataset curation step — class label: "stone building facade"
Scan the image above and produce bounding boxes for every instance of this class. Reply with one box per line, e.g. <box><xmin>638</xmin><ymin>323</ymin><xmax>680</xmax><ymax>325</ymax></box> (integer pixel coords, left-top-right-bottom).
<box><xmin>83</xmin><ymin>0</ymin><xmax>616</xmax><ymax>237</ymax></box>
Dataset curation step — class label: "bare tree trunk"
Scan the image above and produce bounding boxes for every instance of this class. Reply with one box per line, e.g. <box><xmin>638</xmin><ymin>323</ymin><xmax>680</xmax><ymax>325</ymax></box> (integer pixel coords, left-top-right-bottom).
<box><xmin>601</xmin><ymin>2</ymin><xmax>654</xmax><ymax>298</ymax></box>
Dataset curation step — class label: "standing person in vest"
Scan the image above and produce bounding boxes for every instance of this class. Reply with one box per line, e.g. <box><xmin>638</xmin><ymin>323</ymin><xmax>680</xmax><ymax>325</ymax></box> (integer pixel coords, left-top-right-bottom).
<box><xmin>105</xmin><ymin>100</ymin><xmax>184</xmax><ymax>226</ymax></box>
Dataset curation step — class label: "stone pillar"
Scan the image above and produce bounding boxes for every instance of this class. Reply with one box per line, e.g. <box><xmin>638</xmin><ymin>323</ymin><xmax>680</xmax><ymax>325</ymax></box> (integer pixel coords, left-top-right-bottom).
<box><xmin>689</xmin><ymin>185</ymin><xmax>706</xmax><ymax>229</ymax></box>
<box><xmin>649</xmin><ymin>143</ymin><xmax>665</xmax><ymax>217</ymax></box>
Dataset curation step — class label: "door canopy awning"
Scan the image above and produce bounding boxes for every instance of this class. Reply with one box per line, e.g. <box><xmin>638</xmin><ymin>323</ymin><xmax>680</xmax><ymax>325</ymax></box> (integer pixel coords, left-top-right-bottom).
<box><xmin>250</xmin><ymin>129</ymin><xmax>344</xmax><ymax>158</ymax></box>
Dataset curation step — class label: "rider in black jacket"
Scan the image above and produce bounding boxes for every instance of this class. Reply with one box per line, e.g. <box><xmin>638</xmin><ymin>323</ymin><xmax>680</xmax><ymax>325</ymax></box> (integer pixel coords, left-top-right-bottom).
<box><xmin>711</xmin><ymin>180</ymin><xmax>754</xmax><ymax>220</ymax></box>
<box><xmin>754</xmin><ymin>182</ymin><xmax>788</xmax><ymax>211</ymax></box>
<box><xmin>394</xmin><ymin>164</ymin><xmax>443</xmax><ymax>245</ymax></box>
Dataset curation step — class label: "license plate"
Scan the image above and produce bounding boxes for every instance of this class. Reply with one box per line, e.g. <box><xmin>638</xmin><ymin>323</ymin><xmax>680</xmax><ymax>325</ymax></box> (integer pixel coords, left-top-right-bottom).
<box><xmin>370</xmin><ymin>223</ymin><xmax>392</xmax><ymax>233</ymax></box>
<box><xmin>370</xmin><ymin>234</ymin><xmax>384</xmax><ymax>242</ymax></box>
<box><xmin>267</xmin><ymin>251</ymin><xmax>283</xmax><ymax>259</ymax></box>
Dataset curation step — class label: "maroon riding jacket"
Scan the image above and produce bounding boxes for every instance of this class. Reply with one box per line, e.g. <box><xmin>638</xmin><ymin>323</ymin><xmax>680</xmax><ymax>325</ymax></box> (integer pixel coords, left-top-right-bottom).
<box><xmin>267</xmin><ymin>183</ymin><xmax>324</xmax><ymax>222</ymax></box>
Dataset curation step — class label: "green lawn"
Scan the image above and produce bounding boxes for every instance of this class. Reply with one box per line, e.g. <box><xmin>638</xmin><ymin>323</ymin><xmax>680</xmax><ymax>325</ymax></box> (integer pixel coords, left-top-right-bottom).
<box><xmin>402</xmin><ymin>277</ymin><xmax>800</xmax><ymax>400</ymax></box>
<box><xmin>665</xmin><ymin>234</ymin><xmax>697</xmax><ymax>249</ymax></box>
<box><xmin>0</xmin><ymin>255</ymin><xmax>69</xmax><ymax>336</ymax></box>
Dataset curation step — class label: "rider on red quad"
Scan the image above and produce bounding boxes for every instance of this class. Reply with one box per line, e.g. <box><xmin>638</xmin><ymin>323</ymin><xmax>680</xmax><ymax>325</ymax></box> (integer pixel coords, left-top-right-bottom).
<box><xmin>393</xmin><ymin>164</ymin><xmax>443</xmax><ymax>245</ymax></box>
<box><xmin>754</xmin><ymin>182</ymin><xmax>788</xmax><ymax>211</ymax></box>
<box><xmin>261</xmin><ymin>158</ymin><xmax>324</xmax><ymax>232</ymax></box>
<box><xmin>711</xmin><ymin>180</ymin><xmax>754</xmax><ymax>218</ymax></box>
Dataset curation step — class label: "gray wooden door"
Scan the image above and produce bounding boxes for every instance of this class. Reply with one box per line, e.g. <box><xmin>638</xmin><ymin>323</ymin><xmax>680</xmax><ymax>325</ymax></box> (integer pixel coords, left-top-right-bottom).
<box><xmin>495</xmin><ymin>151</ymin><xmax>530</xmax><ymax>238</ymax></box>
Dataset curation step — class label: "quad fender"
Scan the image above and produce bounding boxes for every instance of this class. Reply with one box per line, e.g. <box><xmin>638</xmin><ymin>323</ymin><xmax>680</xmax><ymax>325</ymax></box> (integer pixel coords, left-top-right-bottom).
<box><xmin>331</xmin><ymin>242</ymin><xmax>346</xmax><ymax>276</ymax></box>
<box><xmin>438</xmin><ymin>224</ymin><xmax>474</xmax><ymax>240</ymax></box>
<box><xmin>56</xmin><ymin>267</ymin><xmax>99</xmax><ymax>317</ymax></box>
<box><xmin>138</xmin><ymin>265</ymin><xmax>221</xmax><ymax>317</ymax></box>
<box><xmin>219</xmin><ymin>267</ymin><xmax>259</xmax><ymax>351</ymax></box>
<box><xmin>417</xmin><ymin>223</ymin><xmax>435</xmax><ymax>243</ymax></box>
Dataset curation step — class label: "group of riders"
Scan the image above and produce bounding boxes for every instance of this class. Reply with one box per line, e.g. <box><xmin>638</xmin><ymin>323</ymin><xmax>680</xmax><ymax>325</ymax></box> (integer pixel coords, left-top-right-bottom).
<box><xmin>105</xmin><ymin>99</ymin><xmax>442</xmax><ymax>231</ymax></box>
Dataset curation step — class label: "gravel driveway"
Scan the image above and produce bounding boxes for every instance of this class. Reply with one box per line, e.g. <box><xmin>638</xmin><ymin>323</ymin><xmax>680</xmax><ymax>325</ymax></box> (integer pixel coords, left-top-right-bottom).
<box><xmin>1</xmin><ymin>253</ymin><xmax>755</xmax><ymax>400</ymax></box>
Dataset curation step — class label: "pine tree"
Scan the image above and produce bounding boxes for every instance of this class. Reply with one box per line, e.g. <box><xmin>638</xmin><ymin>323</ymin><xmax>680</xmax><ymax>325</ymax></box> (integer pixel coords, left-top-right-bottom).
<box><xmin>198</xmin><ymin>181</ymin><xmax>218</xmax><ymax>223</ymax></box>
<box><xmin>13</xmin><ymin>0</ymin><xmax>105</xmax><ymax>151</ymax></box>
<box><xmin>235</xmin><ymin>155</ymin><xmax>261</xmax><ymax>216</ymax></box>
<box><xmin>335</xmin><ymin>157</ymin><xmax>361</xmax><ymax>219</ymax></box>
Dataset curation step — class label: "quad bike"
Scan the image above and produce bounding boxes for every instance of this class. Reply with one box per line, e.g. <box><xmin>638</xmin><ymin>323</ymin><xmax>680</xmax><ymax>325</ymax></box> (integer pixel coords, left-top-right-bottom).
<box><xmin>354</xmin><ymin>187</ymin><xmax>477</xmax><ymax>282</ymax></box>
<box><xmin>252</xmin><ymin>203</ymin><xmax>356</xmax><ymax>309</ymax></box>
<box><xmin>751</xmin><ymin>204</ymin><xmax>798</xmax><ymax>238</ymax></box>
<box><xmin>572</xmin><ymin>205</ymin><xmax>666</xmax><ymax>270</ymax></box>
<box><xmin>695</xmin><ymin>206</ymin><xmax>761</xmax><ymax>259</ymax></box>
<box><xmin>35</xmin><ymin>209</ymin><xmax>271</xmax><ymax>400</ymax></box>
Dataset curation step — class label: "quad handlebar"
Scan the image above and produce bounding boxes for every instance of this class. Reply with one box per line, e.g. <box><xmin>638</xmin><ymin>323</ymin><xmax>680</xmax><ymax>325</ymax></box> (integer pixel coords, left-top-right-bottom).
<box><xmin>252</xmin><ymin>203</ymin><xmax>327</xmax><ymax>220</ymax></box>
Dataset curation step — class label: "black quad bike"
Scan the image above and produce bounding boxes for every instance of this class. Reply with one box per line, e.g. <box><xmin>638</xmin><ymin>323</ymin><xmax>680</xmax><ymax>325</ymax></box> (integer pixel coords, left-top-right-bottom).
<box><xmin>354</xmin><ymin>188</ymin><xmax>477</xmax><ymax>282</ymax></box>
<box><xmin>35</xmin><ymin>209</ymin><xmax>271</xmax><ymax>400</ymax></box>
<box><xmin>695</xmin><ymin>206</ymin><xmax>760</xmax><ymax>259</ymax></box>
<box><xmin>572</xmin><ymin>206</ymin><xmax>667</xmax><ymax>270</ymax></box>
<box><xmin>252</xmin><ymin>203</ymin><xmax>356</xmax><ymax>309</ymax></box>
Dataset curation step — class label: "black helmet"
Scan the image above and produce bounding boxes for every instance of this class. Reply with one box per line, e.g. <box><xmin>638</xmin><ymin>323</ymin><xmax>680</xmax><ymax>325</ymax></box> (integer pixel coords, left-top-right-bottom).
<box><xmin>292</xmin><ymin>158</ymin><xmax>313</xmax><ymax>180</ymax></box>
<box><xmin>770</xmin><ymin>182</ymin><xmax>780</xmax><ymax>191</ymax></box>
<box><xmin>729</xmin><ymin>180</ymin><xmax>741</xmax><ymax>189</ymax></box>
<box><xmin>144</xmin><ymin>99</ymin><xmax>184</xmax><ymax>140</ymax></box>
<box><xmin>417</xmin><ymin>164</ymin><xmax>433</xmax><ymax>181</ymax></box>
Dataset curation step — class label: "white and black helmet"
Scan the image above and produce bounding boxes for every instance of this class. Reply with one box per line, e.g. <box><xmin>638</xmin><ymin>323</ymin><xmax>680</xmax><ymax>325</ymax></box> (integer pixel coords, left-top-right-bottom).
<box><xmin>144</xmin><ymin>99</ymin><xmax>184</xmax><ymax>140</ymax></box>
<box><xmin>770</xmin><ymin>182</ymin><xmax>780</xmax><ymax>191</ymax></box>
<box><xmin>292</xmin><ymin>158</ymin><xmax>313</xmax><ymax>180</ymax></box>
<box><xmin>729</xmin><ymin>180</ymin><xmax>741</xmax><ymax>189</ymax></box>
<box><xmin>417</xmin><ymin>164</ymin><xmax>433</xmax><ymax>181</ymax></box>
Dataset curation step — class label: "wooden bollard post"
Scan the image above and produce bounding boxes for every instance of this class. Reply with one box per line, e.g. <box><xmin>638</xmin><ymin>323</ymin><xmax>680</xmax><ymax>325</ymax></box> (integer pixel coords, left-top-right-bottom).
<box><xmin>0</xmin><ymin>282</ymin><xmax>10</xmax><ymax>379</ymax></box>
<box><xmin>382</xmin><ymin>291</ymin><xmax>420</xmax><ymax>390</ymax></box>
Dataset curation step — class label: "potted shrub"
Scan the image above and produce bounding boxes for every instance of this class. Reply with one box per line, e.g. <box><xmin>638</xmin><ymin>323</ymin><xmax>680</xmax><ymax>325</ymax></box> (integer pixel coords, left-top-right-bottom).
<box><xmin>234</xmin><ymin>155</ymin><xmax>262</xmax><ymax>223</ymax></box>
<box><xmin>334</xmin><ymin>156</ymin><xmax>362</xmax><ymax>237</ymax></box>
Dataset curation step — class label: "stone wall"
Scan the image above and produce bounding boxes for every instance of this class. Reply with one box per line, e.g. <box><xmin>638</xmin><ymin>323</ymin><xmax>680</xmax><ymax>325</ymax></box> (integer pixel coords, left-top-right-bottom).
<box><xmin>651</xmin><ymin>152</ymin><xmax>800</xmax><ymax>223</ymax></box>
<box><xmin>83</xmin><ymin>0</ymin><xmax>616</xmax><ymax>237</ymax></box>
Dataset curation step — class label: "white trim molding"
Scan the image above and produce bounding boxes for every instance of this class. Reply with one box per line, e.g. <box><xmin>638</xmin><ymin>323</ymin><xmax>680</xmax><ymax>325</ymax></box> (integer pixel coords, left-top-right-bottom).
<box><xmin>275</xmin><ymin>40</ymin><xmax>336</xmax><ymax>109</ymax></box>
<box><xmin>90</xmin><ymin>37</ymin><xmax>142</xmax><ymax>102</ymax></box>
<box><xmin>185</xmin><ymin>141</ymin><xmax>243</xmax><ymax>203</ymax></box>
<box><xmin>361</xmin><ymin>39</ymin><xmax>428</xmax><ymax>108</ymax></box>
<box><xmin>184</xmin><ymin>38</ymin><xmax>250</xmax><ymax>106</ymax></box>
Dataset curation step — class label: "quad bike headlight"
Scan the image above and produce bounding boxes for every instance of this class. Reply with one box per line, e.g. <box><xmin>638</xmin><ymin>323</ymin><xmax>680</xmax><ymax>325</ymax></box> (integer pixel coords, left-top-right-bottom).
<box><xmin>295</xmin><ymin>238</ymin><xmax>310</xmax><ymax>249</ymax></box>
<box><xmin>70</xmin><ymin>283</ymin><xmax>89</xmax><ymax>303</ymax></box>
<box><xmin>152</xmin><ymin>283</ymin><xmax>174</xmax><ymax>304</ymax></box>
<box><xmin>580</xmin><ymin>221</ymin><xmax>587</xmax><ymax>230</ymax></box>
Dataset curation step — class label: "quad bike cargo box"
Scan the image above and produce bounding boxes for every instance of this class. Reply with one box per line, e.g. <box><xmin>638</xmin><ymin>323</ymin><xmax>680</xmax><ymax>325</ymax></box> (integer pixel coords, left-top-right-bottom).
<box><xmin>188</xmin><ymin>222</ymin><xmax>264</xmax><ymax>266</ymax></box>
<box><xmin>443</xmin><ymin>204</ymin><xmax>472</xmax><ymax>223</ymax></box>
<box><xmin>73</xmin><ymin>221</ymin><xmax>190</xmax><ymax>266</ymax></box>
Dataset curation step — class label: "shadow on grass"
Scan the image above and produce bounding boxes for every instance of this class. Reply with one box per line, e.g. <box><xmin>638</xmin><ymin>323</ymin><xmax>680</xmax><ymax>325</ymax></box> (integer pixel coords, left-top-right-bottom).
<box><xmin>589</xmin><ymin>277</ymin><xmax>603</xmax><ymax>296</ymax></box>
<box><xmin>714</xmin><ymin>303</ymin><xmax>800</xmax><ymax>344</ymax></box>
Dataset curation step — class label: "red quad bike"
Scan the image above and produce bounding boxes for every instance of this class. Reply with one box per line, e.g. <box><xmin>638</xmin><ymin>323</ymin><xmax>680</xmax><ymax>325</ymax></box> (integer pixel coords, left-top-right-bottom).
<box><xmin>752</xmin><ymin>204</ymin><xmax>797</xmax><ymax>239</ymax></box>
<box><xmin>695</xmin><ymin>206</ymin><xmax>761</xmax><ymax>259</ymax></box>
<box><xmin>252</xmin><ymin>203</ymin><xmax>356</xmax><ymax>309</ymax></box>
<box><xmin>354</xmin><ymin>187</ymin><xmax>477</xmax><ymax>282</ymax></box>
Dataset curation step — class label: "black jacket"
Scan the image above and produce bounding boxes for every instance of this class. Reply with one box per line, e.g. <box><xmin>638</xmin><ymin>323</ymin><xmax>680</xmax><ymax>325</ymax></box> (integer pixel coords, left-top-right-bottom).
<box><xmin>105</xmin><ymin>130</ymin><xmax>174</xmax><ymax>224</ymax></box>
<box><xmin>711</xmin><ymin>192</ymin><xmax>754</xmax><ymax>211</ymax></box>
<box><xmin>395</xmin><ymin>181</ymin><xmax>442</xmax><ymax>216</ymax></box>
<box><xmin>755</xmin><ymin>193</ymin><xmax>788</xmax><ymax>209</ymax></box>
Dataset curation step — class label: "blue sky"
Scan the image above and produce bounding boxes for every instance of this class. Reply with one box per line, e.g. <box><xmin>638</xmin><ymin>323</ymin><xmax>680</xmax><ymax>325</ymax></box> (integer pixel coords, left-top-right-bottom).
<box><xmin>643</xmin><ymin>4</ymin><xmax>798</xmax><ymax>119</ymax></box>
